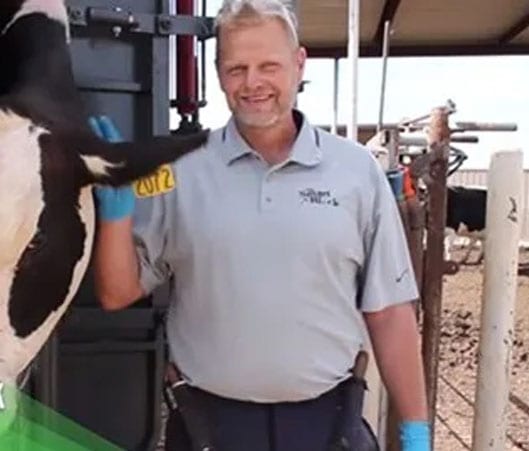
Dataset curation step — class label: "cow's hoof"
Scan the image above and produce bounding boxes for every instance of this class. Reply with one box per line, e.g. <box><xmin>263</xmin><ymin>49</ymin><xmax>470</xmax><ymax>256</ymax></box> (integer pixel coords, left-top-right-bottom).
<box><xmin>443</xmin><ymin>260</ymin><xmax>460</xmax><ymax>275</ymax></box>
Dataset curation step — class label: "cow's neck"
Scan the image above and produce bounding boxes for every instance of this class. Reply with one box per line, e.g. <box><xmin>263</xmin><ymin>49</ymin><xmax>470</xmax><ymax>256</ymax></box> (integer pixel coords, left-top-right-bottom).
<box><xmin>0</xmin><ymin>1</ymin><xmax>25</xmax><ymax>33</ymax></box>
<box><xmin>0</xmin><ymin>15</ymin><xmax>86</xmax><ymax>130</ymax></box>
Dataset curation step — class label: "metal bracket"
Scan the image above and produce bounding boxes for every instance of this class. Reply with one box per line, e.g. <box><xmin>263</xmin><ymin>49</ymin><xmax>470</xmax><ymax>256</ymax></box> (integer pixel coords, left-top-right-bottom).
<box><xmin>67</xmin><ymin>6</ymin><xmax>215</xmax><ymax>40</ymax></box>
<box><xmin>157</xmin><ymin>14</ymin><xmax>214</xmax><ymax>39</ymax></box>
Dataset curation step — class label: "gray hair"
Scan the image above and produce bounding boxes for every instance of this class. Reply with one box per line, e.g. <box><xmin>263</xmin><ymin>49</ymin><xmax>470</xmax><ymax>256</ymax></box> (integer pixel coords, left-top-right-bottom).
<box><xmin>214</xmin><ymin>0</ymin><xmax>299</xmax><ymax>46</ymax></box>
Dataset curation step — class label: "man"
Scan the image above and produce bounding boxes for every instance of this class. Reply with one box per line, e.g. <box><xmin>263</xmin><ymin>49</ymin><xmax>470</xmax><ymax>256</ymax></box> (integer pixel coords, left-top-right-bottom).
<box><xmin>92</xmin><ymin>1</ymin><xmax>430</xmax><ymax>450</ymax></box>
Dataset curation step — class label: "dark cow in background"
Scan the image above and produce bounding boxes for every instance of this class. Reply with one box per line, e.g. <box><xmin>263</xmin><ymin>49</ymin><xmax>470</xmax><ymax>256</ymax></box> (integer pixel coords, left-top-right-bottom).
<box><xmin>444</xmin><ymin>185</ymin><xmax>487</xmax><ymax>264</ymax></box>
<box><xmin>0</xmin><ymin>0</ymin><xmax>208</xmax><ymax>387</ymax></box>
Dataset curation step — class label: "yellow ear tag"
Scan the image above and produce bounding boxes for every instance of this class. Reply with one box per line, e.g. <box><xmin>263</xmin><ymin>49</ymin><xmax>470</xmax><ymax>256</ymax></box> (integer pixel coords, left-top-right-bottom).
<box><xmin>133</xmin><ymin>164</ymin><xmax>176</xmax><ymax>198</ymax></box>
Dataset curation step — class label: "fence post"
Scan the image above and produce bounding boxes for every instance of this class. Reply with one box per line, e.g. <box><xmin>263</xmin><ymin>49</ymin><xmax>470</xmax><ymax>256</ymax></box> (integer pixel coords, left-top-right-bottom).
<box><xmin>471</xmin><ymin>150</ymin><xmax>523</xmax><ymax>451</ymax></box>
<box><xmin>421</xmin><ymin>107</ymin><xmax>450</xmax><ymax>440</ymax></box>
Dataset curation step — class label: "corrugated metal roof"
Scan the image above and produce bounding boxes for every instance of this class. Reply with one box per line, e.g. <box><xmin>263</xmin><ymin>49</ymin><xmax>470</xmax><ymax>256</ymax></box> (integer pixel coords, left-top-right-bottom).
<box><xmin>297</xmin><ymin>0</ymin><xmax>529</xmax><ymax>57</ymax></box>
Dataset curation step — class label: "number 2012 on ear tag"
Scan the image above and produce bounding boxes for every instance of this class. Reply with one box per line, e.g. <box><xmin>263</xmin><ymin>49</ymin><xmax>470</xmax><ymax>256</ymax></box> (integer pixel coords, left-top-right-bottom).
<box><xmin>133</xmin><ymin>164</ymin><xmax>176</xmax><ymax>198</ymax></box>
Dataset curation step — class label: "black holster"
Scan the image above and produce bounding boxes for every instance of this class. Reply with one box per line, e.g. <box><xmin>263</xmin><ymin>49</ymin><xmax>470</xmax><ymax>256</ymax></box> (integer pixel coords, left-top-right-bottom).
<box><xmin>327</xmin><ymin>351</ymin><xmax>380</xmax><ymax>451</ymax></box>
<box><xmin>164</xmin><ymin>380</ymin><xmax>216</xmax><ymax>451</ymax></box>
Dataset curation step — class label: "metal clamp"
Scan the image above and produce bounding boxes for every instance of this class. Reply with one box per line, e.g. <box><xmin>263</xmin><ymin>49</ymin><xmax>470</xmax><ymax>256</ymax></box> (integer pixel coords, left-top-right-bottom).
<box><xmin>157</xmin><ymin>14</ymin><xmax>215</xmax><ymax>39</ymax></box>
<box><xmin>67</xmin><ymin>6</ymin><xmax>215</xmax><ymax>39</ymax></box>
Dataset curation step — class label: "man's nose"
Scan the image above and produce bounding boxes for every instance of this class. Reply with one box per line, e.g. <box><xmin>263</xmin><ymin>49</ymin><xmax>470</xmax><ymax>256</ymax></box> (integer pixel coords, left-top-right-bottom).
<box><xmin>243</xmin><ymin>67</ymin><xmax>264</xmax><ymax>90</ymax></box>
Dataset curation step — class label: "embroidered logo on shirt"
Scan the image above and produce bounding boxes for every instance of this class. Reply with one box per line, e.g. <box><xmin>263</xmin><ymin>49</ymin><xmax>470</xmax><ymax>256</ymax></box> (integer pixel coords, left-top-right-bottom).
<box><xmin>299</xmin><ymin>188</ymin><xmax>339</xmax><ymax>206</ymax></box>
<box><xmin>133</xmin><ymin>164</ymin><xmax>176</xmax><ymax>198</ymax></box>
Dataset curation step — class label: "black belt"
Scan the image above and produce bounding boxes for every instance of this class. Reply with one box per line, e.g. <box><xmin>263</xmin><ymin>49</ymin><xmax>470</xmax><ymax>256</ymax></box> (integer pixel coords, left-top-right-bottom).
<box><xmin>163</xmin><ymin>351</ymin><xmax>379</xmax><ymax>451</ymax></box>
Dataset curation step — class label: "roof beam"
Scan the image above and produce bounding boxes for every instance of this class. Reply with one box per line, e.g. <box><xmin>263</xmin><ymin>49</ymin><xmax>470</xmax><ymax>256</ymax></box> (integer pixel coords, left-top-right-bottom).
<box><xmin>373</xmin><ymin>0</ymin><xmax>402</xmax><ymax>48</ymax></box>
<box><xmin>497</xmin><ymin>11</ymin><xmax>529</xmax><ymax>44</ymax></box>
<box><xmin>306</xmin><ymin>43</ymin><xmax>529</xmax><ymax>59</ymax></box>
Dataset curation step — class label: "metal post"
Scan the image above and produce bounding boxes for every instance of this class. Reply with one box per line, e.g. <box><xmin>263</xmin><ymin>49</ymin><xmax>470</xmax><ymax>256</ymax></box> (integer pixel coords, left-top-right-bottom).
<box><xmin>406</xmin><ymin>195</ymin><xmax>426</xmax><ymax>299</ymax></box>
<box><xmin>174</xmin><ymin>0</ymin><xmax>198</xmax><ymax>133</ymax></box>
<box><xmin>331</xmin><ymin>57</ymin><xmax>339</xmax><ymax>135</ymax></box>
<box><xmin>169</xmin><ymin>0</ymin><xmax>177</xmax><ymax>101</ymax></box>
<box><xmin>421</xmin><ymin>107</ymin><xmax>450</xmax><ymax>440</ymax></box>
<box><xmin>152</xmin><ymin>0</ymin><xmax>171</xmax><ymax>135</ymax></box>
<box><xmin>346</xmin><ymin>0</ymin><xmax>360</xmax><ymax>141</ymax></box>
<box><xmin>377</xmin><ymin>20</ymin><xmax>391</xmax><ymax>133</ymax></box>
<box><xmin>471</xmin><ymin>150</ymin><xmax>523</xmax><ymax>451</ymax></box>
<box><xmin>387</xmin><ymin>129</ymin><xmax>399</xmax><ymax>171</ymax></box>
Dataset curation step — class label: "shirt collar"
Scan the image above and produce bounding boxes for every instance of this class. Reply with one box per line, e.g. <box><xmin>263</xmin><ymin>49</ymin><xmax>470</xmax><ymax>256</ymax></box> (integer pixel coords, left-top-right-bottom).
<box><xmin>219</xmin><ymin>109</ymin><xmax>322</xmax><ymax>167</ymax></box>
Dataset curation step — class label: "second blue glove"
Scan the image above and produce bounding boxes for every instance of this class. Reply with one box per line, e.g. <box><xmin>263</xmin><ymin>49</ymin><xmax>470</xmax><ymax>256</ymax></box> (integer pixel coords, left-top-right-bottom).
<box><xmin>400</xmin><ymin>421</ymin><xmax>431</xmax><ymax>451</ymax></box>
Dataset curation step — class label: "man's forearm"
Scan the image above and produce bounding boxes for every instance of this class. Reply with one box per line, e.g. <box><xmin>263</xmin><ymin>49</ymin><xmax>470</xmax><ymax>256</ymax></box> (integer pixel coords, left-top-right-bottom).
<box><xmin>94</xmin><ymin>217</ymin><xmax>144</xmax><ymax>310</ymax></box>
<box><xmin>363</xmin><ymin>302</ymin><xmax>428</xmax><ymax>421</ymax></box>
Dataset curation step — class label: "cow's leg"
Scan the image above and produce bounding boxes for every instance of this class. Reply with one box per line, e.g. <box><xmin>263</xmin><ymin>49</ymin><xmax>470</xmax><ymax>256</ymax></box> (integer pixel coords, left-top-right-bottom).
<box><xmin>475</xmin><ymin>238</ymin><xmax>485</xmax><ymax>264</ymax></box>
<box><xmin>444</xmin><ymin>228</ymin><xmax>456</xmax><ymax>261</ymax></box>
<box><xmin>460</xmin><ymin>238</ymin><xmax>475</xmax><ymax>264</ymax></box>
<box><xmin>461</xmin><ymin>235</ymin><xmax>484</xmax><ymax>265</ymax></box>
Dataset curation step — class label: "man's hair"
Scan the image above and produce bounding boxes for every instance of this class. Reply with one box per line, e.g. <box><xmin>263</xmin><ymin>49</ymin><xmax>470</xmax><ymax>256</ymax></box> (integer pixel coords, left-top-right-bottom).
<box><xmin>214</xmin><ymin>0</ymin><xmax>299</xmax><ymax>48</ymax></box>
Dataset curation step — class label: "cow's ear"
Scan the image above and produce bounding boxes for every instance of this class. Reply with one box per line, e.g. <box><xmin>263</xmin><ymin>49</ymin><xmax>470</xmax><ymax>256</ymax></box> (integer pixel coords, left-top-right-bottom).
<box><xmin>62</xmin><ymin>129</ymin><xmax>209</xmax><ymax>187</ymax></box>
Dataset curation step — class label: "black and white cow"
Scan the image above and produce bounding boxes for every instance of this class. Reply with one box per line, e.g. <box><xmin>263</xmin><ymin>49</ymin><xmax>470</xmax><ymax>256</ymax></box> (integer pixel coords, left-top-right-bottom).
<box><xmin>444</xmin><ymin>185</ymin><xmax>487</xmax><ymax>263</ymax></box>
<box><xmin>0</xmin><ymin>0</ymin><xmax>208</xmax><ymax>386</ymax></box>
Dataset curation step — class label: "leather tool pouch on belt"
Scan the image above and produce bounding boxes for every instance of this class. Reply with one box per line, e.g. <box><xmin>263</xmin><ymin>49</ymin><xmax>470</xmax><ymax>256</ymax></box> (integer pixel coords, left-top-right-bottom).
<box><xmin>163</xmin><ymin>373</ymin><xmax>216</xmax><ymax>451</ymax></box>
<box><xmin>327</xmin><ymin>351</ymin><xmax>380</xmax><ymax>451</ymax></box>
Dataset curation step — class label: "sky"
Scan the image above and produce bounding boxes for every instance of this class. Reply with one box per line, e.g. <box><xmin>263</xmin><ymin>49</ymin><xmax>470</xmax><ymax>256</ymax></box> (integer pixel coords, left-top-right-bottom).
<box><xmin>170</xmin><ymin>1</ymin><xmax>529</xmax><ymax>170</ymax></box>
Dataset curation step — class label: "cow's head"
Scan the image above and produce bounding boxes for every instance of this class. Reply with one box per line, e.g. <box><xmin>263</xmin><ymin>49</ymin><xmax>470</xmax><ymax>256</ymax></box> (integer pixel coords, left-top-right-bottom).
<box><xmin>0</xmin><ymin>0</ymin><xmax>69</xmax><ymax>40</ymax></box>
<box><xmin>0</xmin><ymin>0</ymin><xmax>76</xmax><ymax>122</ymax></box>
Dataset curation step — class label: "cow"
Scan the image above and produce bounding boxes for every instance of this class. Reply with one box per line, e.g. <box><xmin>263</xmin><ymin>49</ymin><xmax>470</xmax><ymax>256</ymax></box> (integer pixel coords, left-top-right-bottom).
<box><xmin>0</xmin><ymin>0</ymin><xmax>208</xmax><ymax>392</ymax></box>
<box><xmin>444</xmin><ymin>185</ymin><xmax>487</xmax><ymax>264</ymax></box>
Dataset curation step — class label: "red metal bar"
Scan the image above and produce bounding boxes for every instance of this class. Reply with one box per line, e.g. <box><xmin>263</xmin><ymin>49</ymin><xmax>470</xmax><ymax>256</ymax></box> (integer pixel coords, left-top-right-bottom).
<box><xmin>176</xmin><ymin>0</ymin><xmax>197</xmax><ymax>116</ymax></box>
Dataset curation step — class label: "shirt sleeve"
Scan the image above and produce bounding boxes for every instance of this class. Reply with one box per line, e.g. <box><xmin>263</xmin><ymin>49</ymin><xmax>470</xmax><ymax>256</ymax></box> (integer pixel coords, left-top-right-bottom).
<box><xmin>358</xmin><ymin>159</ymin><xmax>419</xmax><ymax>312</ymax></box>
<box><xmin>132</xmin><ymin>193</ymin><xmax>174</xmax><ymax>296</ymax></box>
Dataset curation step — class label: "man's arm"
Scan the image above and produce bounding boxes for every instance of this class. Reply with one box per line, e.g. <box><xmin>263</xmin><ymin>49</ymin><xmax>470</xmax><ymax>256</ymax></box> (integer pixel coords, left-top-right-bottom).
<box><xmin>358</xmin><ymin>155</ymin><xmax>430</xmax><ymax>449</ymax></box>
<box><xmin>94</xmin><ymin>217</ymin><xmax>144</xmax><ymax>310</ymax></box>
<box><xmin>89</xmin><ymin>116</ymin><xmax>144</xmax><ymax>310</ymax></box>
<box><xmin>363</xmin><ymin>301</ymin><xmax>428</xmax><ymax>422</ymax></box>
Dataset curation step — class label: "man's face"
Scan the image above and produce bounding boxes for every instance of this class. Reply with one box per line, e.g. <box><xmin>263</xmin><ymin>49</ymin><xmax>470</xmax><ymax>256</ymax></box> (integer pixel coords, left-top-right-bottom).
<box><xmin>216</xmin><ymin>17</ymin><xmax>306</xmax><ymax>129</ymax></box>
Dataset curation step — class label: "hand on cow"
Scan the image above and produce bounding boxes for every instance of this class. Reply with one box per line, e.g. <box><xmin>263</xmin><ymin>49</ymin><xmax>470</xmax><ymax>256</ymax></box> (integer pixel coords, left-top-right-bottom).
<box><xmin>88</xmin><ymin>116</ymin><xmax>135</xmax><ymax>221</ymax></box>
<box><xmin>399</xmin><ymin>421</ymin><xmax>431</xmax><ymax>451</ymax></box>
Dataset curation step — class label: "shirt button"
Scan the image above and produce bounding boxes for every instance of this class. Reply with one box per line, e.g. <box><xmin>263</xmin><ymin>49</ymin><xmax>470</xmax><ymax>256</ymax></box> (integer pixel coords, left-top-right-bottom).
<box><xmin>265</xmin><ymin>196</ymin><xmax>272</xmax><ymax>202</ymax></box>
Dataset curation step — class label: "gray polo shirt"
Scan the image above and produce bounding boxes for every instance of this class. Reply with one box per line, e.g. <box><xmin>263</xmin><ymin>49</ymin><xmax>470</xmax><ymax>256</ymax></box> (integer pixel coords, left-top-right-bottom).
<box><xmin>132</xmin><ymin>111</ymin><xmax>418</xmax><ymax>403</ymax></box>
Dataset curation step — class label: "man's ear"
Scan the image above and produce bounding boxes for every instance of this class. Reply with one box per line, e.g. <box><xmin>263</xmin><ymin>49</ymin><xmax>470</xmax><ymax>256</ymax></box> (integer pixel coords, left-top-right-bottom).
<box><xmin>215</xmin><ymin>57</ymin><xmax>228</xmax><ymax>95</ymax></box>
<box><xmin>296</xmin><ymin>46</ymin><xmax>307</xmax><ymax>81</ymax></box>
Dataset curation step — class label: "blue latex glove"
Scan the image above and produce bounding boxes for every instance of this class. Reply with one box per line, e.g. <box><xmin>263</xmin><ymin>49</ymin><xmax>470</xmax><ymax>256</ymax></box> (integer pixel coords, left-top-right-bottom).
<box><xmin>400</xmin><ymin>421</ymin><xmax>431</xmax><ymax>451</ymax></box>
<box><xmin>88</xmin><ymin>116</ymin><xmax>135</xmax><ymax>221</ymax></box>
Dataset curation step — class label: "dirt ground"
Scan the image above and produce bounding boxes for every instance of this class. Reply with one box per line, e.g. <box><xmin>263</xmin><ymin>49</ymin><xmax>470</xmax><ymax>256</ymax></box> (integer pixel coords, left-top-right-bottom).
<box><xmin>434</xmin><ymin>248</ymin><xmax>529</xmax><ymax>450</ymax></box>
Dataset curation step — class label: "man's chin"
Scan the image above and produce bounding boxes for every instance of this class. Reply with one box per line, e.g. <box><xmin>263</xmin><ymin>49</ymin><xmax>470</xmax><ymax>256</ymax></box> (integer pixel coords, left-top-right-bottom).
<box><xmin>235</xmin><ymin>112</ymin><xmax>281</xmax><ymax>129</ymax></box>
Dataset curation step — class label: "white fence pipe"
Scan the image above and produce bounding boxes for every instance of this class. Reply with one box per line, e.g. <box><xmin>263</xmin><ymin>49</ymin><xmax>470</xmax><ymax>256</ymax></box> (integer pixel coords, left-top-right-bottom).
<box><xmin>471</xmin><ymin>150</ymin><xmax>523</xmax><ymax>451</ymax></box>
<box><xmin>346</xmin><ymin>0</ymin><xmax>359</xmax><ymax>141</ymax></box>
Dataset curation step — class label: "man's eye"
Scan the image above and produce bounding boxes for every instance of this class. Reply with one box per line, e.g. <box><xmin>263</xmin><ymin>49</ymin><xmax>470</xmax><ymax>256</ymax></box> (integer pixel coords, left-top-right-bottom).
<box><xmin>228</xmin><ymin>67</ymin><xmax>244</xmax><ymax>75</ymax></box>
<box><xmin>262</xmin><ymin>63</ymin><xmax>279</xmax><ymax>71</ymax></box>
